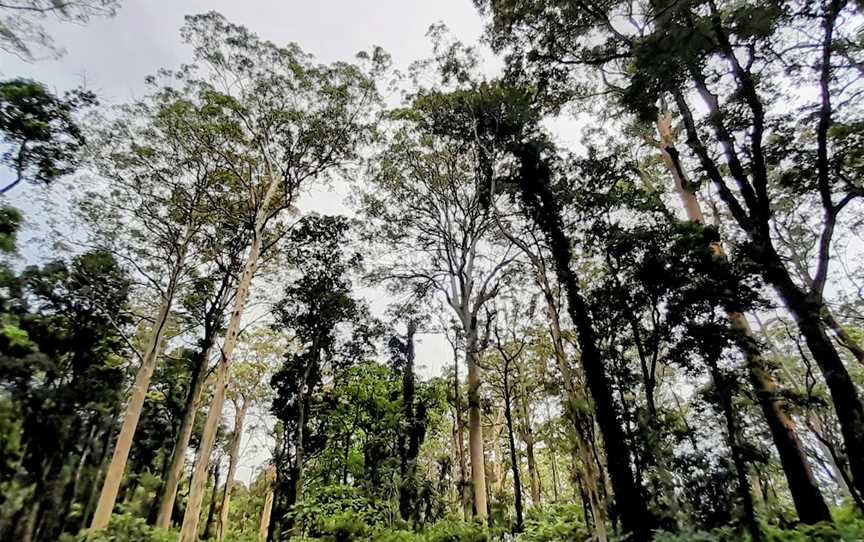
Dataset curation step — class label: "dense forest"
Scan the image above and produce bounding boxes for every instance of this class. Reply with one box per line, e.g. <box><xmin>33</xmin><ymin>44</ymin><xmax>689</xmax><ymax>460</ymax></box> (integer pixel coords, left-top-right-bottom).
<box><xmin>1</xmin><ymin>1</ymin><xmax>863</xmax><ymax>541</ymax></box>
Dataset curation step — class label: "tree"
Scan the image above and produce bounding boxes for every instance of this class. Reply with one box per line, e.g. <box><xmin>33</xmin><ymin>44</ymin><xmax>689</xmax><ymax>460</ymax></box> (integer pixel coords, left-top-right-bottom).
<box><xmin>83</xmin><ymin>73</ymin><xmax>231</xmax><ymax>532</ymax></box>
<box><xmin>136</xmin><ymin>13</ymin><xmax>382</xmax><ymax>542</ymax></box>
<box><xmin>0</xmin><ymin>79</ymin><xmax>95</xmax><ymax>194</ymax></box>
<box><xmin>359</xmin><ymin>109</ymin><xmax>517</xmax><ymax>521</ymax></box>
<box><xmin>0</xmin><ymin>0</ymin><xmax>118</xmax><ymax>60</ymax></box>
<box><xmin>476</xmin><ymin>0</ymin><xmax>864</xmax><ymax>502</ymax></box>
<box><xmin>269</xmin><ymin>214</ymin><xmax>376</xmax><ymax>540</ymax></box>
<box><xmin>0</xmin><ymin>250</ymin><xmax>131</xmax><ymax>541</ymax></box>
<box><xmin>217</xmin><ymin>329</ymin><xmax>276</xmax><ymax>541</ymax></box>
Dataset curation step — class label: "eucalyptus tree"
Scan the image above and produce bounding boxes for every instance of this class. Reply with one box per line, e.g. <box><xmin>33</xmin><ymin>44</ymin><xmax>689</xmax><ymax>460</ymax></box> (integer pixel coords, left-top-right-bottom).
<box><xmin>80</xmin><ymin>75</ymin><xmax>233</xmax><ymax>531</ymax></box>
<box><xmin>166</xmin><ymin>13</ymin><xmax>383</xmax><ymax>541</ymax></box>
<box><xmin>153</xmin><ymin>205</ymin><xmax>250</xmax><ymax>529</ymax></box>
<box><xmin>359</xmin><ymin>117</ymin><xmax>517</xmax><ymax>520</ymax></box>
<box><xmin>476</xmin><ymin>0</ymin><xmax>864</xmax><ymax>503</ymax></box>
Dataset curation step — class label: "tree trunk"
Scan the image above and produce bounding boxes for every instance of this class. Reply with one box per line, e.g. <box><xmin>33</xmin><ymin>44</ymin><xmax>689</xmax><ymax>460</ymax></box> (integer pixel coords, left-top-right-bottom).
<box><xmin>155</xmin><ymin>343</ymin><xmax>213</xmax><ymax>529</ymax></box>
<box><xmin>453</xmin><ymin>360</ymin><xmax>471</xmax><ymax>521</ymax></box>
<box><xmin>513</xmin><ymin>143</ymin><xmax>656</xmax><ymax>540</ymax></box>
<box><xmin>180</xmin><ymin>166</ymin><xmax>281</xmax><ymax>542</ymax></box>
<box><xmin>503</xmin><ymin>369</ymin><xmax>524</xmax><ymax>532</ymax></box>
<box><xmin>218</xmin><ymin>399</ymin><xmax>248</xmax><ymax>540</ymax></box>
<box><xmin>259</xmin><ymin>493</ymin><xmax>274</xmax><ymax>541</ymax></box>
<box><xmin>203</xmin><ymin>462</ymin><xmax>221</xmax><ymax>541</ymax></box>
<box><xmin>673</xmin><ymin>86</ymin><xmax>864</xmax><ymax>500</ymax></box>
<box><xmin>656</xmin><ymin>113</ymin><xmax>833</xmax><ymax>523</ymax></box>
<box><xmin>539</xmin><ymin>277</ymin><xmax>607</xmax><ymax>541</ymax></box>
<box><xmin>708</xmin><ymin>362</ymin><xmax>762</xmax><ymax>542</ymax></box>
<box><xmin>179</xmin><ymin>218</ymin><xmax>266</xmax><ymax>542</ymax></box>
<box><xmin>90</xmin><ymin>278</ymin><xmax>179</xmax><ymax>531</ymax></box>
<box><xmin>517</xmin><ymin>371</ymin><xmax>541</xmax><ymax>506</ymax></box>
<box><xmin>465</xmin><ymin>325</ymin><xmax>488</xmax><ymax>521</ymax></box>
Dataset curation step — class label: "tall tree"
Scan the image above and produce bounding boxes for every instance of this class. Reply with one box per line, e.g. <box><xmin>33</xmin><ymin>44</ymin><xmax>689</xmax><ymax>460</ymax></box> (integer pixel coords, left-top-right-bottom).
<box><xmin>476</xmin><ymin>0</ymin><xmax>864</xmax><ymax>499</ymax></box>
<box><xmin>172</xmin><ymin>13</ymin><xmax>382</xmax><ymax>542</ymax></box>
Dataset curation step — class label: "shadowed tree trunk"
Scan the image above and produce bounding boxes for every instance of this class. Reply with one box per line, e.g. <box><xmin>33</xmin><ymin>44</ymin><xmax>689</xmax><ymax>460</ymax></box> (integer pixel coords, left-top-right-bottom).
<box><xmin>511</xmin><ymin>142</ymin><xmax>657</xmax><ymax>540</ymax></box>
<box><xmin>654</xmin><ymin>111</ymin><xmax>833</xmax><ymax>524</ymax></box>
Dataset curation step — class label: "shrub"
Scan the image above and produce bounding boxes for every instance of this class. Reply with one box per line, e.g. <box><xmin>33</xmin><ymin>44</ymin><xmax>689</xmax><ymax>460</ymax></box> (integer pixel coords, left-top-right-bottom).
<box><xmin>517</xmin><ymin>504</ymin><xmax>589</xmax><ymax>542</ymax></box>
<box><xmin>59</xmin><ymin>513</ymin><xmax>175</xmax><ymax>542</ymax></box>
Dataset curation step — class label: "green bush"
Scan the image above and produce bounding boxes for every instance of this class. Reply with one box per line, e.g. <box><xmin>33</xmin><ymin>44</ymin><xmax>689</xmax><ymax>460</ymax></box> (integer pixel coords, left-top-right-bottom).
<box><xmin>420</xmin><ymin>520</ymin><xmax>487</xmax><ymax>542</ymax></box>
<box><xmin>517</xmin><ymin>504</ymin><xmax>589</xmax><ymax>542</ymax></box>
<box><xmin>59</xmin><ymin>513</ymin><xmax>175</xmax><ymax>542</ymax></box>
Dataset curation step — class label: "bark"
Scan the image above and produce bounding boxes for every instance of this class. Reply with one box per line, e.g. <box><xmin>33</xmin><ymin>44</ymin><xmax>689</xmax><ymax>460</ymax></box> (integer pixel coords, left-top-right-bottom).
<box><xmin>179</xmin><ymin>169</ymin><xmax>278</xmax><ymax>542</ymax></box>
<box><xmin>655</xmin><ymin>113</ymin><xmax>832</xmax><ymax>523</ymax></box>
<box><xmin>89</xmin><ymin>277</ymin><xmax>179</xmax><ymax>531</ymax></box>
<box><xmin>218</xmin><ymin>398</ymin><xmax>248</xmax><ymax>540</ymax></box>
<box><xmin>517</xmin><ymin>370</ymin><xmax>541</xmax><ymax>506</ymax></box>
<box><xmin>259</xmin><ymin>469</ymin><xmax>275</xmax><ymax>542</ymax></box>
<box><xmin>465</xmin><ymin>325</ymin><xmax>488</xmax><ymax>521</ymax></box>
<box><xmin>154</xmin><ymin>343</ymin><xmax>213</xmax><ymax>529</ymax></box>
<box><xmin>203</xmin><ymin>462</ymin><xmax>221</xmax><ymax>541</ymax></box>
<box><xmin>512</xmin><ymin>143</ymin><xmax>656</xmax><ymax>540</ymax></box>
<box><xmin>503</xmin><ymin>369</ymin><xmax>524</xmax><ymax>532</ymax></box>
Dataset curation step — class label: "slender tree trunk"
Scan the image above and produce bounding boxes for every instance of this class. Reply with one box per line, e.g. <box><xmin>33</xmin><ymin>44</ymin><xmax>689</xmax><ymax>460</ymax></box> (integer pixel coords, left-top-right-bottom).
<box><xmin>179</xmin><ymin>215</ymin><xmax>270</xmax><ymax>541</ymax></box>
<box><xmin>90</xmin><ymin>273</ymin><xmax>181</xmax><ymax>531</ymax></box>
<box><xmin>503</xmin><ymin>368</ymin><xmax>524</xmax><ymax>532</ymax></box>
<box><xmin>540</xmin><ymin>282</ymin><xmax>607</xmax><ymax>541</ymax></box>
<box><xmin>655</xmin><ymin>113</ymin><xmax>832</xmax><ymax>523</ymax></box>
<box><xmin>259</xmin><ymin>469</ymin><xmax>275</xmax><ymax>542</ymax></box>
<box><xmin>180</xmin><ymin>166</ymin><xmax>281</xmax><ymax>542</ymax></box>
<box><xmin>218</xmin><ymin>399</ymin><xmax>248</xmax><ymax>540</ymax></box>
<box><xmin>155</xmin><ymin>343</ymin><xmax>213</xmax><ymax>528</ymax></box>
<box><xmin>708</xmin><ymin>362</ymin><xmax>762</xmax><ymax>542</ymax></box>
<box><xmin>465</xmin><ymin>324</ymin><xmax>488</xmax><ymax>521</ymax></box>
<box><xmin>517</xmin><ymin>372</ymin><xmax>541</xmax><ymax>506</ymax></box>
<box><xmin>513</xmin><ymin>144</ymin><xmax>655</xmax><ymax>540</ymax></box>
<box><xmin>203</xmin><ymin>462</ymin><xmax>221</xmax><ymax>541</ymax></box>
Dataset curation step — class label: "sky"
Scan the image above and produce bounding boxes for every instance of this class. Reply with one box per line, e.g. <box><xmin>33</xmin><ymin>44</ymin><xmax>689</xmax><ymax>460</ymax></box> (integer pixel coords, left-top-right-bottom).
<box><xmin>0</xmin><ymin>0</ymin><xmax>543</xmax><ymax>484</ymax></box>
<box><xmin>0</xmin><ymin>0</ymin><xmax>507</xmax><ymax>377</ymax></box>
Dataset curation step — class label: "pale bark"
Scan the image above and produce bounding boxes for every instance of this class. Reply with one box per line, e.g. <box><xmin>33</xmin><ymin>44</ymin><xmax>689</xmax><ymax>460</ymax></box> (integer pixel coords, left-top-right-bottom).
<box><xmin>218</xmin><ymin>398</ymin><xmax>248</xmax><ymax>541</ymax></box>
<box><xmin>155</xmin><ymin>345</ymin><xmax>212</xmax><ymax>529</ymax></box>
<box><xmin>179</xmin><ymin>171</ymin><xmax>278</xmax><ymax>542</ymax></box>
<box><xmin>258</xmin><ymin>469</ymin><xmax>275</xmax><ymax>542</ymax></box>
<box><xmin>466</xmin><ymin>333</ymin><xmax>488</xmax><ymax>520</ymax></box>
<box><xmin>90</xmin><ymin>279</ymin><xmax>179</xmax><ymax>531</ymax></box>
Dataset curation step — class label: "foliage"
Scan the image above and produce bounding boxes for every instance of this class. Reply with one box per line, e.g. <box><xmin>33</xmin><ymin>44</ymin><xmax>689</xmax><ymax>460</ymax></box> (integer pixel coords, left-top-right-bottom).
<box><xmin>515</xmin><ymin>504</ymin><xmax>589</xmax><ymax>542</ymax></box>
<box><xmin>59</xmin><ymin>513</ymin><xmax>174</xmax><ymax>542</ymax></box>
<box><xmin>0</xmin><ymin>78</ymin><xmax>96</xmax><ymax>193</ymax></box>
<box><xmin>0</xmin><ymin>0</ymin><xmax>118</xmax><ymax>60</ymax></box>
